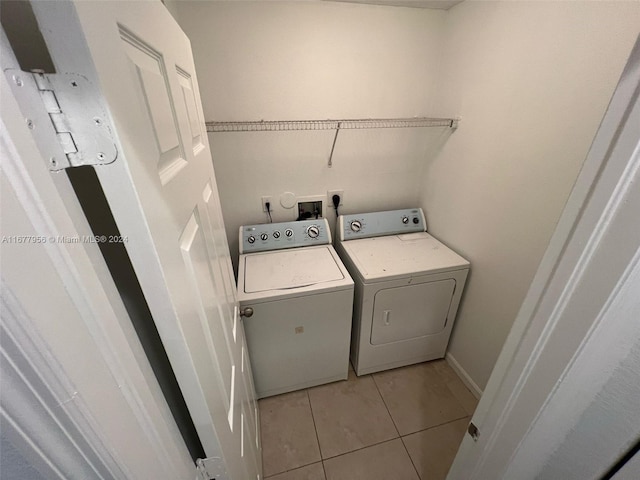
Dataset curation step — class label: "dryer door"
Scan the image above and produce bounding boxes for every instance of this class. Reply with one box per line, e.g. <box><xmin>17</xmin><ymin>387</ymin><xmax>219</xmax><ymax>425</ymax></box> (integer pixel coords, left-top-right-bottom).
<box><xmin>370</xmin><ymin>279</ymin><xmax>456</xmax><ymax>345</ymax></box>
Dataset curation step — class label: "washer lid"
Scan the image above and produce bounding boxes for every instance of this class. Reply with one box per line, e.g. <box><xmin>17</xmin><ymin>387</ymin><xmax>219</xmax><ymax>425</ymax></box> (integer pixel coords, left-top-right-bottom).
<box><xmin>343</xmin><ymin>232</ymin><xmax>470</xmax><ymax>281</ymax></box>
<box><xmin>244</xmin><ymin>245</ymin><xmax>346</xmax><ymax>293</ymax></box>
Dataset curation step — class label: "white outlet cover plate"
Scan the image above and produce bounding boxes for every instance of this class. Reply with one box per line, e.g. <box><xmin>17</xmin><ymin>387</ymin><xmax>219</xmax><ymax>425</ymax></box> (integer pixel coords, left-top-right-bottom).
<box><xmin>261</xmin><ymin>196</ymin><xmax>273</xmax><ymax>212</ymax></box>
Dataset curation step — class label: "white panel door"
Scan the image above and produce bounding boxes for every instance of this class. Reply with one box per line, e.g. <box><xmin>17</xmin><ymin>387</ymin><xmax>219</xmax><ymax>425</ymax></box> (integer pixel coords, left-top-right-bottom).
<box><xmin>28</xmin><ymin>2</ymin><xmax>260</xmax><ymax>479</ymax></box>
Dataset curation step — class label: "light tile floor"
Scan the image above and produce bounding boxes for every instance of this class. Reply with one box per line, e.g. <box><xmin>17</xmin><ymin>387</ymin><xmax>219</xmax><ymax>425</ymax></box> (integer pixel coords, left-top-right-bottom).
<box><xmin>259</xmin><ymin>360</ymin><xmax>478</xmax><ymax>480</ymax></box>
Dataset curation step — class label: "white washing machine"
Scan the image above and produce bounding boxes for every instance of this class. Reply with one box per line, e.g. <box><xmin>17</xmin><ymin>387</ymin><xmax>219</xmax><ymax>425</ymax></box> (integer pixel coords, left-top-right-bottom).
<box><xmin>335</xmin><ymin>208</ymin><xmax>470</xmax><ymax>376</ymax></box>
<box><xmin>238</xmin><ymin>218</ymin><xmax>354</xmax><ymax>398</ymax></box>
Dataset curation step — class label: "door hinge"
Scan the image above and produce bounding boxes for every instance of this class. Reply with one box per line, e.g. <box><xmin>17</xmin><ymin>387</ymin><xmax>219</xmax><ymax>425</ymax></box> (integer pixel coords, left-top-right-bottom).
<box><xmin>5</xmin><ymin>69</ymin><xmax>117</xmax><ymax>171</ymax></box>
<box><xmin>196</xmin><ymin>457</ymin><xmax>229</xmax><ymax>480</ymax></box>
<box><xmin>467</xmin><ymin>421</ymin><xmax>480</xmax><ymax>441</ymax></box>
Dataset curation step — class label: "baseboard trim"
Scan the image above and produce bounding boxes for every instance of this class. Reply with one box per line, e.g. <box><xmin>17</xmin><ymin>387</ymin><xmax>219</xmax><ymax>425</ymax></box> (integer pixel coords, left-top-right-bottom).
<box><xmin>446</xmin><ymin>352</ymin><xmax>483</xmax><ymax>399</ymax></box>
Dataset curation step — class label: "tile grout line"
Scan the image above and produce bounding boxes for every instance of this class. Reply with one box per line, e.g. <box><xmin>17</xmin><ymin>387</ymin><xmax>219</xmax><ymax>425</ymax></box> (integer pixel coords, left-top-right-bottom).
<box><xmin>370</xmin><ymin>365</ymin><xmax>470</xmax><ymax>480</ymax></box>
<box><xmin>306</xmin><ymin>388</ymin><xmax>329</xmax><ymax>480</ymax></box>
<box><xmin>263</xmin><ymin>413</ymin><xmax>471</xmax><ymax>477</ymax></box>
<box><xmin>322</xmin><ymin>437</ymin><xmax>406</xmax><ymax>462</ymax></box>
<box><xmin>262</xmin><ymin>388</ymin><xmax>323</xmax><ymax>479</ymax></box>
<box><xmin>399</xmin><ymin>415</ymin><xmax>472</xmax><ymax>480</ymax></box>
<box><xmin>372</xmin><ymin>371</ymin><xmax>423</xmax><ymax>480</ymax></box>
<box><xmin>401</xmin><ymin>414</ymin><xmax>471</xmax><ymax>438</ymax></box>
<box><xmin>400</xmin><ymin>435</ymin><xmax>423</xmax><ymax>480</ymax></box>
<box><xmin>311</xmin><ymin>370</ymin><xmax>405</xmax><ymax>465</ymax></box>
<box><xmin>263</xmin><ymin>364</ymin><xmax>473</xmax><ymax>478</ymax></box>
<box><xmin>264</xmin><ymin>461</ymin><xmax>325</xmax><ymax>480</ymax></box>
<box><xmin>370</xmin><ymin>373</ymin><xmax>402</xmax><ymax>438</ymax></box>
<box><xmin>299</xmin><ymin>405</ymin><xmax>470</xmax><ymax>476</ymax></box>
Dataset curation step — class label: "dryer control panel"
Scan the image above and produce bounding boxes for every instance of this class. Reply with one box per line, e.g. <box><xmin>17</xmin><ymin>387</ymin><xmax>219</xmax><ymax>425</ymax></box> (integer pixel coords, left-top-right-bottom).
<box><xmin>239</xmin><ymin>218</ymin><xmax>331</xmax><ymax>253</ymax></box>
<box><xmin>338</xmin><ymin>208</ymin><xmax>427</xmax><ymax>241</ymax></box>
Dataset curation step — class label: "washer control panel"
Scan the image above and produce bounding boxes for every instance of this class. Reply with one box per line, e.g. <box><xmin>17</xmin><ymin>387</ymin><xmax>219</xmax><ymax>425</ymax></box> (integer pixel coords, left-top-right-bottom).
<box><xmin>239</xmin><ymin>218</ymin><xmax>331</xmax><ymax>253</ymax></box>
<box><xmin>338</xmin><ymin>208</ymin><xmax>427</xmax><ymax>241</ymax></box>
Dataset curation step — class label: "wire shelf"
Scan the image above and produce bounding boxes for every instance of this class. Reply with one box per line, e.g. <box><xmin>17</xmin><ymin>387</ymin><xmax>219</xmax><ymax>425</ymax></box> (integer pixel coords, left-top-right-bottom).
<box><xmin>206</xmin><ymin>116</ymin><xmax>458</xmax><ymax>133</ymax></box>
<box><xmin>205</xmin><ymin>116</ymin><xmax>459</xmax><ymax>167</ymax></box>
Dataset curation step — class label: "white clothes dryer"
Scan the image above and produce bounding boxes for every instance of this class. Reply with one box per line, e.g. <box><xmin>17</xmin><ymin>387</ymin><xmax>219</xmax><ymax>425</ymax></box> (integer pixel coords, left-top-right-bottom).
<box><xmin>238</xmin><ymin>218</ymin><xmax>354</xmax><ymax>398</ymax></box>
<box><xmin>335</xmin><ymin>208</ymin><xmax>470</xmax><ymax>376</ymax></box>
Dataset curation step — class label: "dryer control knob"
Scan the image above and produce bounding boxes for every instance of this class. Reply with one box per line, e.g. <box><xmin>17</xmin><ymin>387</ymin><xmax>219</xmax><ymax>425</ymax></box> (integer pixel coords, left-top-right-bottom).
<box><xmin>350</xmin><ymin>220</ymin><xmax>362</xmax><ymax>232</ymax></box>
<box><xmin>285</xmin><ymin>228</ymin><xmax>293</xmax><ymax>238</ymax></box>
<box><xmin>260</xmin><ymin>233</ymin><xmax>268</xmax><ymax>241</ymax></box>
<box><xmin>307</xmin><ymin>225</ymin><xmax>320</xmax><ymax>238</ymax></box>
<box><xmin>273</xmin><ymin>231</ymin><xmax>281</xmax><ymax>239</ymax></box>
<box><xmin>413</xmin><ymin>217</ymin><xmax>419</xmax><ymax>224</ymax></box>
<box><xmin>247</xmin><ymin>235</ymin><xmax>256</xmax><ymax>244</ymax></box>
<box><xmin>402</xmin><ymin>216</ymin><xmax>409</xmax><ymax>224</ymax></box>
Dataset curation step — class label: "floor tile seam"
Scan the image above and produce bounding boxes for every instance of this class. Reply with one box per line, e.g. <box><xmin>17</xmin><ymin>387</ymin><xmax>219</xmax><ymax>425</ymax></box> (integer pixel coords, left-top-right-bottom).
<box><xmin>306</xmin><ymin>389</ymin><xmax>328</xmax><ymax>480</ymax></box>
<box><xmin>263</xmin><ymin>461</ymin><xmax>324</xmax><ymax>480</ymax></box>
<box><xmin>264</xmin><ymin>459</ymin><xmax>319</xmax><ymax>479</ymax></box>
<box><xmin>262</xmin><ymin>448</ymin><xmax>321</xmax><ymax>476</ymax></box>
<box><xmin>400</xmin><ymin>414</ymin><xmax>471</xmax><ymax>438</ymax></box>
<box><xmin>308</xmin><ymin>375</ymin><xmax>378</xmax><ymax>407</ymax></box>
<box><xmin>399</xmin><ymin>434</ymin><xmax>424</xmax><ymax>480</ymax></box>
<box><xmin>370</xmin><ymin>373</ymin><xmax>402</xmax><ymax>438</ymax></box>
<box><xmin>320</xmin><ymin>435</ymin><xmax>410</xmax><ymax>463</ymax></box>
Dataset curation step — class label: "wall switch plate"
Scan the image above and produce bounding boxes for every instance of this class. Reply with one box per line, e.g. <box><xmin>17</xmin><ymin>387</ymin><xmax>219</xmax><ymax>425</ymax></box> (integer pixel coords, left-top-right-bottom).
<box><xmin>327</xmin><ymin>190</ymin><xmax>344</xmax><ymax>208</ymax></box>
<box><xmin>261</xmin><ymin>196</ymin><xmax>273</xmax><ymax>212</ymax></box>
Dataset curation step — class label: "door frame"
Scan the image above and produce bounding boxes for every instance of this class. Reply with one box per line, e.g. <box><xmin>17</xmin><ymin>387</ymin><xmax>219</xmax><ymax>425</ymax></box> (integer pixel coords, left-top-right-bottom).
<box><xmin>1</xmin><ymin>22</ymin><xmax>197</xmax><ymax>480</ymax></box>
<box><xmin>448</xmin><ymin>35</ymin><xmax>640</xmax><ymax>478</ymax></box>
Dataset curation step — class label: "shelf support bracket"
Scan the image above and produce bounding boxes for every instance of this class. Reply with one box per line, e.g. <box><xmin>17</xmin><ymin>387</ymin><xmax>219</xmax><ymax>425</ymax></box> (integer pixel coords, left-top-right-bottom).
<box><xmin>328</xmin><ymin>121</ymin><xmax>341</xmax><ymax>168</ymax></box>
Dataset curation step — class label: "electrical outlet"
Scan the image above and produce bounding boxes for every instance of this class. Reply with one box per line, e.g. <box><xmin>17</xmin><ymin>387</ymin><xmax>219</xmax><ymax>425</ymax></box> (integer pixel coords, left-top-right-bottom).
<box><xmin>261</xmin><ymin>196</ymin><xmax>272</xmax><ymax>212</ymax></box>
<box><xmin>327</xmin><ymin>190</ymin><xmax>344</xmax><ymax>207</ymax></box>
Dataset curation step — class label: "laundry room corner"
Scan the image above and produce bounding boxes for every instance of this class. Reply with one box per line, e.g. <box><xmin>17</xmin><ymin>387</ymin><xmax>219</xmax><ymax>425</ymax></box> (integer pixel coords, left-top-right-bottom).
<box><xmin>172</xmin><ymin>0</ymin><xmax>640</xmax><ymax>399</ymax></box>
<box><xmin>418</xmin><ymin>0</ymin><xmax>640</xmax><ymax>392</ymax></box>
<box><xmin>175</xmin><ymin>0</ymin><xmax>450</xmax><ymax>271</ymax></box>
<box><xmin>5</xmin><ymin>0</ymin><xmax>640</xmax><ymax>478</ymax></box>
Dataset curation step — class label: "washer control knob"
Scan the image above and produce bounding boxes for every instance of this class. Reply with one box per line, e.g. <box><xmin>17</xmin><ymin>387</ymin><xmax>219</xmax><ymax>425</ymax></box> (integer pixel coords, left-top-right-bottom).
<box><xmin>307</xmin><ymin>225</ymin><xmax>320</xmax><ymax>238</ymax></box>
<box><xmin>247</xmin><ymin>235</ymin><xmax>256</xmax><ymax>244</ymax></box>
<box><xmin>260</xmin><ymin>233</ymin><xmax>268</xmax><ymax>241</ymax></box>
<box><xmin>285</xmin><ymin>228</ymin><xmax>294</xmax><ymax>238</ymax></box>
<box><xmin>402</xmin><ymin>216</ymin><xmax>409</xmax><ymax>224</ymax></box>
<box><xmin>273</xmin><ymin>231</ymin><xmax>281</xmax><ymax>239</ymax></box>
<box><xmin>350</xmin><ymin>220</ymin><xmax>362</xmax><ymax>232</ymax></box>
<box><xmin>413</xmin><ymin>217</ymin><xmax>419</xmax><ymax>224</ymax></box>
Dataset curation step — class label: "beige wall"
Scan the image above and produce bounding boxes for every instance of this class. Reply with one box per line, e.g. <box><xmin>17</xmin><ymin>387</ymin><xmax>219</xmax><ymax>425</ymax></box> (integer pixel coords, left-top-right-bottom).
<box><xmin>161</xmin><ymin>0</ymin><xmax>180</xmax><ymax>22</ymax></box>
<box><xmin>178</xmin><ymin>0</ymin><xmax>640</xmax><ymax>391</ymax></box>
<box><xmin>425</xmin><ymin>1</ymin><xmax>640</xmax><ymax>390</ymax></box>
<box><xmin>177</xmin><ymin>1</ymin><xmax>447</xmax><ymax>265</ymax></box>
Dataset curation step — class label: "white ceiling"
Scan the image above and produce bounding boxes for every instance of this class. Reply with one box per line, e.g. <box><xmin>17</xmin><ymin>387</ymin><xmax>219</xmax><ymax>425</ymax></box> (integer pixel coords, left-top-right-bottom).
<box><xmin>323</xmin><ymin>0</ymin><xmax>464</xmax><ymax>10</ymax></box>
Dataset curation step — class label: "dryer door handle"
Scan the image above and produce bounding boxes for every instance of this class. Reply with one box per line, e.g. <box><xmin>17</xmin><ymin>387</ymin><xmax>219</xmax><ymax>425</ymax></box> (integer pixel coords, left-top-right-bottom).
<box><xmin>383</xmin><ymin>310</ymin><xmax>391</xmax><ymax>326</ymax></box>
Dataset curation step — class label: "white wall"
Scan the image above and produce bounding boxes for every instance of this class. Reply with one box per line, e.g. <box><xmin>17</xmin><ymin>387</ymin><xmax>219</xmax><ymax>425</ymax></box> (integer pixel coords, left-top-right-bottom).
<box><xmin>177</xmin><ymin>0</ymin><xmax>447</xmax><ymax>265</ymax></box>
<box><xmin>161</xmin><ymin>0</ymin><xmax>180</xmax><ymax>22</ymax></box>
<box><xmin>178</xmin><ymin>0</ymin><xmax>640</xmax><ymax>391</ymax></box>
<box><xmin>424</xmin><ymin>1</ymin><xmax>640</xmax><ymax>390</ymax></box>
